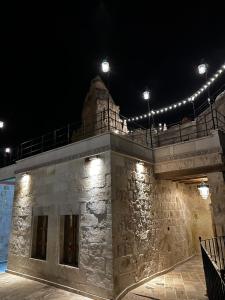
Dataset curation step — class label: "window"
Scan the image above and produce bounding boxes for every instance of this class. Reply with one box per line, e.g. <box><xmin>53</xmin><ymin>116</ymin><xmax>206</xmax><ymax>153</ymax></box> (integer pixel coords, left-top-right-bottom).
<box><xmin>60</xmin><ymin>215</ymin><xmax>79</xmax><ymax>267</ymax></box>
<box><xmin>31</xmin><ymin>216</ymin><xmax>48</xmax><ymax>260</ymax></box>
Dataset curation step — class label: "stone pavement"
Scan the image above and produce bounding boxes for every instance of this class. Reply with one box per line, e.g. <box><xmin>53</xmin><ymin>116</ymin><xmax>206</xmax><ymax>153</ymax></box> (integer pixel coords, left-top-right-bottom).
<box><xmin>0</xmin><ymin>256</ymin><xmax>207</xmax><ymax>300</ymax></box>
<box><xmin>0</xmin><ymin>272</ymin><xmax>92</xmax><ymax>300</ymax></box>
<box><xmin>123</xmin><ymin>256</ymin><xmax>208</xmax><ymax>300</ymax></box>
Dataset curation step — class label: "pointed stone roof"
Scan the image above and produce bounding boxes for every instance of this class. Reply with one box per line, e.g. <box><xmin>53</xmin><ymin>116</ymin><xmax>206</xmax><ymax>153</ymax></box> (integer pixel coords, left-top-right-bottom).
<box><xmin>90</xmin><ymin>75</ymin><xmax>108</xmax><ymax>91</ymax></box>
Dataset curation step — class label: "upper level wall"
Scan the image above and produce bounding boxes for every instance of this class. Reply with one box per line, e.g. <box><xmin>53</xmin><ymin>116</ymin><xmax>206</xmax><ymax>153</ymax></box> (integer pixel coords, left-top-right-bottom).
<box><xmin>154</xmin><ymin>130</ymin><xmax>225</xmax><ymax>178</ymax></box>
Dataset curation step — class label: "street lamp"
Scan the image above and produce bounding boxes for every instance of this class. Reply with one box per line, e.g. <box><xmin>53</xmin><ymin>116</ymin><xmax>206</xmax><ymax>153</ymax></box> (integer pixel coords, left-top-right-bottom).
<box><xmin>197</xmin><ymin>62</ymin><xmax>215</xmax><ymax>129</ymax></box>
<box><xmin>101</xmin><ymin>60</ymin><xmax>110</xmax><ymax>73</ymax></box>
<box><xmin>0</xmin><ymin>121</ymin><xmax>4</xmax><ymax>128</ymax></box>
<box><xmin>142</xmin><ymin>89</ymin><xmax>153</xmax><ymax>148</ymax></box>
<box><xmin>101</xmin><ymin>59</ymin><xmax>110</xmax><ymax>131</ymax></box>
<box><xmin>198</xmin><ymin>64</ymin><xmax>208</xmax><ymax>75</ymax></box>
<box><xmin>5</xmin><ymin>147</ymin><xmax>11</xmax><ymax>154</ymax></box>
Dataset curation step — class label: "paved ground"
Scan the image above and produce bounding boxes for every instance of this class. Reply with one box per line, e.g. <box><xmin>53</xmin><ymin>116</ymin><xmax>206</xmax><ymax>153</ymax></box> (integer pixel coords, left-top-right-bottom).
<box><xmin>0</xmin><ymin>256</ymin><xmax>207</xmax><ymax>299</ymax></box>
<box><xmin>0</xmin><ymin>272</ymin><xmax>92</xmax><ymax>300</ymax></box>
<box><xmin>123</xmin><ymin>256</ymin><xmax>208</xmax><ymax>300</ymax></box>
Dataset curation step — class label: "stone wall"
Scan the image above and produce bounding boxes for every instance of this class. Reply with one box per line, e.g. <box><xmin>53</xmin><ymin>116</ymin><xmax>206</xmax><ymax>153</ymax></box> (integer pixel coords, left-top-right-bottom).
<box><xmin>111</xmin><ymin>152</ymin><xmax>213</xmax><ymax>297</ymax></box>
<box><xmin>207</xmin><ymin>171</ymin><xmax>225</xmax><ymax>236</ymax></box>
<box><xmin>0</xmin><ymin>182</ymin><xmax>14</xmax><ymax>262</ymax></box>
<box><xmin>8</xmin><ymin>151</ymin><xmax>113</xmax><ymax>299</ymax></box>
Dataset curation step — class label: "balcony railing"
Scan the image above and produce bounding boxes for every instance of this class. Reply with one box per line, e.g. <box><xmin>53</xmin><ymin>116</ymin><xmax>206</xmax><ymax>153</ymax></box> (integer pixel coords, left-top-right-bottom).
<box><xmin>199</xmin><ymin>236</ymin><xmax>225</xmax><ymax>300</ymax></box>
<box><xmin>0</xmin><ymin>106</ymin><xmax>225</xmax><ymax>168</ymax></box>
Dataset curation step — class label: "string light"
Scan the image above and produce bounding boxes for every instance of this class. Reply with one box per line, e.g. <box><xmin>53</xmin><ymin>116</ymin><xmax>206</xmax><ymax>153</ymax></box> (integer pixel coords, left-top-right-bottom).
<box><xmin>127</xmin><ymin>61</ymin><xmax>225</xmax><ymax>122</ymax></box>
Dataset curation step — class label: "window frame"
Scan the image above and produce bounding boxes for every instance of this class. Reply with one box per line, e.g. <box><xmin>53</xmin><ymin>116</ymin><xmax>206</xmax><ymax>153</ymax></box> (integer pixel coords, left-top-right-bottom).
<box><xmin>59</xmin><ymin>214</ymin><xmax>80</xmax><ymax>268</ymax></box>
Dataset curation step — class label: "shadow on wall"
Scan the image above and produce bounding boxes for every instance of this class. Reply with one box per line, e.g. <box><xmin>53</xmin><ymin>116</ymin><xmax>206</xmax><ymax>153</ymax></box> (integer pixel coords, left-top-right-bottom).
<box><xmin>0</xmin><ymin>178</ymin><xmax>15</xmax><ymax>265</ymax></box>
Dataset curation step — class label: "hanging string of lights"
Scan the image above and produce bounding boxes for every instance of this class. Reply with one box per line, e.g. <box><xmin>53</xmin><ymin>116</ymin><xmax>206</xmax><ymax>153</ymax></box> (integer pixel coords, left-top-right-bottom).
<box><xmin>127</xmin><ymin>62</ymin><xmax>225</xmax><ymax>122</ymax></box>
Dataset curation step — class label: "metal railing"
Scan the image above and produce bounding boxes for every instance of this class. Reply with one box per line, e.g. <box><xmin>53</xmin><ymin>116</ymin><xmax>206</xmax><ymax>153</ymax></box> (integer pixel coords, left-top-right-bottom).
<box><xmin>1</xmin><ymin>105</ymin><xmax>225</xmax><ymax>168</ymax></box>
<box><xmin>199</xmin><ymin>236</ymin><xmax>225</xmax><ymax>300</ymax></box>
<box><xmin>151</xmin><ymin>108</ymin><xmax>225</xmax><ymax>147</ymax></box>
<box><xmin>0</xmin><ymin>109</ymin><xmax>149</xmax><ymax>167</ymax></box>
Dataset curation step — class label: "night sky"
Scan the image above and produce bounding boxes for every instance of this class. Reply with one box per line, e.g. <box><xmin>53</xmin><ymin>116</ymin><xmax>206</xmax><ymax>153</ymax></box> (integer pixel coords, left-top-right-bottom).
<box><xmin>1</xmin><ymin>3</ymin><xmax>225</xmax><ymax>148</ymax></box>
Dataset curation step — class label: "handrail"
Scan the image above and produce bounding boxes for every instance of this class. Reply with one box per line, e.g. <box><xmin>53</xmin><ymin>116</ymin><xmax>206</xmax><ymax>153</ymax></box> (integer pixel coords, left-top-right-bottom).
<box><xmin>199</xmin><ymin>236</ymin><xmax>225</xmax><ymax>299</ymax></box>
<box><xmin>1</xmin><ymin>104</ymin><xmax>225</xmax><ymax>168</ymax></box>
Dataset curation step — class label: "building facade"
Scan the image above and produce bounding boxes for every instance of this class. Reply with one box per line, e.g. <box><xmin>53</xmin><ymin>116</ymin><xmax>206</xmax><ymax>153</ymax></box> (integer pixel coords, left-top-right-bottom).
<box><xmin>0</xmin><ymin>78</ymin><xmax>224</xmax><ymax>299</ymax></box>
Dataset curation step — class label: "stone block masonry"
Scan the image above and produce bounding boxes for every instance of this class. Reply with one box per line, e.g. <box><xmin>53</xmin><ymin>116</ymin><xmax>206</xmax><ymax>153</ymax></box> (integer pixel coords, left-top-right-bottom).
<box><xmin>6</xmin><ymin>133</ymin><xmax>214</xmax><ymax>300</ymax></box>
<box><xmin>8</xmin><ymin>151</ymin><xmax>113</xmax><ymax>300</ymax></box>
<box><xmin>111</xmin><ymin>152</ymin><xmax>213</xmax><ymax>297</ymax></box>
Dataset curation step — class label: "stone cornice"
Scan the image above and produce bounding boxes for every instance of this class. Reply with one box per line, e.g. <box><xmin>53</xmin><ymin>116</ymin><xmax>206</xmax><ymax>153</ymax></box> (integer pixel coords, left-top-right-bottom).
<box><xmin>15</xmin><ymin>145</ymin><xmax>111</xmax><ymax>174</ymax></box>
<box><xmin>154</xmin><ymin>146</ymin><xmax>223</xmax><ymax>163</ymax></box>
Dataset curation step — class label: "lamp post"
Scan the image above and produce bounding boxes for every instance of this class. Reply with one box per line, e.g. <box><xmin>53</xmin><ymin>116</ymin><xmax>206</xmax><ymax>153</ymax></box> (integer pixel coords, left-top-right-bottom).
<box><xmin>101</xmin><ymin>59</ymin><xmax>110</xmax><ymax>131</ymax></box>
<box><xmin>0</xmin><ymin>121</ymin><xmax>4</xmax><ymax>129</ymax></box>
<box><xmin>142</xmin><ymin>89</ymin><xmax>153</xmax><ymax>148</ymax></box>
<box><xmin>197</xmin><ymin>63</ymin><xmax>215</xmax><ymax>129</ymax></box>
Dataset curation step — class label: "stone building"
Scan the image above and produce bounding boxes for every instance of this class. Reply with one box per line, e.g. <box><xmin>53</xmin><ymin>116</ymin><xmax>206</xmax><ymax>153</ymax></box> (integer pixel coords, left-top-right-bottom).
<box><xmin>0</xmin><ymin>79</ymin><xmax>224</xmax><ymax>299</ymax></box>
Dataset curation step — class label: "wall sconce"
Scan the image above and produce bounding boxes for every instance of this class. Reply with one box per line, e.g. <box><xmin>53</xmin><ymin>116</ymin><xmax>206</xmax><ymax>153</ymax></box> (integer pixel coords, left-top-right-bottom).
<box><xmin>85</xmin><ymin>155</ymin><xmax>99</xmax><ymax>162</ymax></box>
<box><xmin>197</xmin><ymin>181</ymin><xmax>209</xmax><ymax>200</ymax></box>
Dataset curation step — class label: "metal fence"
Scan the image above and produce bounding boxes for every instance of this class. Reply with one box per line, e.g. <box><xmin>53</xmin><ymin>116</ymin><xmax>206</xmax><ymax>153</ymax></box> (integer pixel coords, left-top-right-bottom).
<box><xmin>1</xmin><ymin>105</ymin><xmax>225</xmax><ymax>168</ymax></box>
<box><xmin>0</xmin><ymin>109</ymin><xmax>148</xmax><ymax>167</ymax></box>
<box><xmin>200</xmin><ymin>236</ymin><xmax>225</xmax><ymax>300</ymax></box>
<box><xmin>149</xmin><ymin>108</ymin><xmax>225</xmax><ymax>147</ymax></box>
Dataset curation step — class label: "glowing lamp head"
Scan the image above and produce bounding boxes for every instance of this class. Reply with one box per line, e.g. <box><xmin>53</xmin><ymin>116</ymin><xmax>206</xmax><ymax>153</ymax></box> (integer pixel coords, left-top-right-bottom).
<box><xmin>5</xmin><ymin>147</ymin><xmax>11</xmax><ymax>154</ymax></box>
<box><xmin>101</xmin><ymin>60</ymin><xmax>110</xmax><ymax>73</ymax></box>
<box><xmin>197</xmin><ymin>182</ymin><xmax>209</xmax><ymax>200</ymax></box>
<box><xmin>198</xmin><ymin>63</ymin><xmax>208</xmax><ymax>75</ymax></box>
<box><xmin>0</xmin><ymin>121</ymin><xmax>4</xmax><ymax>128</ymax></box>
<box><xmin>143</xmin><ymin>90</ymin><xmax>150</xmax><ymax>100</ymax></box>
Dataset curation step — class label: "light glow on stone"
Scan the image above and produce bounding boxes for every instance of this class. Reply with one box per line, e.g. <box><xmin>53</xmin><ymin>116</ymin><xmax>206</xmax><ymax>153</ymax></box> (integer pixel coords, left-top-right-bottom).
<box><xmin>136</xmin><ymin>160</ymin><xmax>145</xmax><ymax>173</ymax></box>
<box><xmin>20</xmin><ymin>173</ymin><xmax>31</xmax><ymax>196</ymax></box>
<box><xmin>87</xmin><ymin>156</ymin><xmax>103</xmax><ymax>177</ymax></box>
<box><xmin>198</xmin><ymin>182</ymin><xmax>209</xmax><ymax>200</ymax></box>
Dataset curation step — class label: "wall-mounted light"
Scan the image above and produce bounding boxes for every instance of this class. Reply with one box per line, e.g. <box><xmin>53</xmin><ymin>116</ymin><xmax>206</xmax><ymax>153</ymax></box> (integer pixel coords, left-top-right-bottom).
<box><xmin>85</xmin><ymin>155</ymin><xmax>99</xmax><ymax>162</ymax></box>
<box><xmin>197</xmin><ymin>181</ymin><xmax>209</xmax><ymax>200</ymax></box>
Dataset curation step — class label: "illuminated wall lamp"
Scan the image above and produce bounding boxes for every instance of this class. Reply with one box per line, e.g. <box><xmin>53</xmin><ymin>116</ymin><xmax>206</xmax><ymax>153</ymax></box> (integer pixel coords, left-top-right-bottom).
<box><xmin>85</xmin><ymin>155</ymin><xmax>99</xmax><ymax>162</ymax></box>
<box><xmin>197</xmin><ymin>181</ymin><xmax>209</xmax><ymax>200</ymax></box>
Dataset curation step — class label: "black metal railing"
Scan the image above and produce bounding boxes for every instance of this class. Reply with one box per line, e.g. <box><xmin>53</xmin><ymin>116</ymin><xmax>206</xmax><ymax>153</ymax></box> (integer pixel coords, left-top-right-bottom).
<box><xmin>1</xmin><ymin>103</ymin><xmax>225</xmax><ymax>168</ymax></box>
<box><xmin>0</xmin><ymin>108</ymin><xmax>149</xmax><ymax>168</ymax></box>
<box><xmin>200</xmin><ymin>236</ymin><xmax>225</xmax><ymax>299</ymax></box>
<box><xmin>151</xmin><ymin>108</ymin><xmax>225</xmax><ymax>147</ymax></box>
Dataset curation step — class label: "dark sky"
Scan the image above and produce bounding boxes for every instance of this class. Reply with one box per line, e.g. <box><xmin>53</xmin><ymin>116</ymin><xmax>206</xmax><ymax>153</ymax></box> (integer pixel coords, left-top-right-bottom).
<box><xmin>1</xmin><ymin>2</ymin><xmax>225</xmax><ymax>147</ymax></box>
